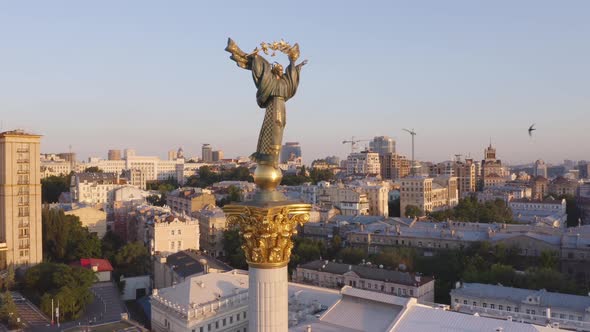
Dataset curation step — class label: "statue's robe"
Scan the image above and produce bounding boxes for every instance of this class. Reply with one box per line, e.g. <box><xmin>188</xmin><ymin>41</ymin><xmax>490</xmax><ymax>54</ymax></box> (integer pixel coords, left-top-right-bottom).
<box><xmin>250</xmin><ymin>55</ymin><xmax>301</xmax><ymax>166</ymax></box>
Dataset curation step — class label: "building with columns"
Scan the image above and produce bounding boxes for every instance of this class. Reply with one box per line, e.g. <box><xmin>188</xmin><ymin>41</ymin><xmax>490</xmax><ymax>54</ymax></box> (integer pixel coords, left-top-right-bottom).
<box><xmin>0</xmin><ymin>130</ymin><xmax>43</xmax><ymax>267</ymax></box>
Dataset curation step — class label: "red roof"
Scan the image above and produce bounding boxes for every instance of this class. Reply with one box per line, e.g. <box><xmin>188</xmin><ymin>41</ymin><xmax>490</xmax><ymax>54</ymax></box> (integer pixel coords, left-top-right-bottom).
<box><xmin>79</xmin><ymin>258</ymin><xmax>113</xmax><ymax>272</ymax></box>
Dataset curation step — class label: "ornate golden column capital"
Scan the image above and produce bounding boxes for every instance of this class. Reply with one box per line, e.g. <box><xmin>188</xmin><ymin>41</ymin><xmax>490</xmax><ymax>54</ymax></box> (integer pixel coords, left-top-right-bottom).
<box><xmin>223</xmin><ymin>202</ymin><xmax>312</xmax><ymax>269</ymax></box>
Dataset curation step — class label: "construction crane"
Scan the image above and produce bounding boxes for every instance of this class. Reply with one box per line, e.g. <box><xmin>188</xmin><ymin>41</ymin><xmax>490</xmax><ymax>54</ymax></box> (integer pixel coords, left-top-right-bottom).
<box><xmin>402</xmin><ymin>128</ymin><xmax>417</xmax><ymax>175</ymax></box>
<box><xmin>342</xmin><ymin>136</ymin><xmax>369</xmax><ymax>153</ymax></box>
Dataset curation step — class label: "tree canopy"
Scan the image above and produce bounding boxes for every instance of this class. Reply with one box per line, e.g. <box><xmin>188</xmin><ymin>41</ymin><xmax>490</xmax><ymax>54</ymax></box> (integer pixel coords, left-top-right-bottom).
<box><xmin>42</xmin><ymin>207</ymin><xmax>102</xmax><ymax>263</ymax></box>
<box><xmin>24</xmin><ymin>263</ymin><xmax>96</xmax><ymax>321</ymax></box>
<box><xmin>429</xmin><ymin>196</ymin><xmax>513</xmax><ymax>223</ymax></box>
<box><xmin>41</xmin><ymin>174</ymin><xmax>71</xmax><ymax>203</ymax></box>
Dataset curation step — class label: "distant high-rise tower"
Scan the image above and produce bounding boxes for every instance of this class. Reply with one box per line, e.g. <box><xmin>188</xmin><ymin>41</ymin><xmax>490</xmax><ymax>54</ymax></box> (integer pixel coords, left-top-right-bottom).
<box><xmin>369</xmin><ymin>136</ymin><xmax>396</xmax><ymax>155</ymax></box>
<box><xmin>212</xmin><ymin>150</ymin><xmax>224</xmax><ymax>162</ymax></box>
<box><xmin>533</xmin><ymin>159</ymin><xmax>548</xmax><ymax>178</ymax></box>
<box><xmin>0</xmin><ymin>130</ymin><xmax>43</xmax><ymax>267</ymax></box>
<box><xmin>108</xmin><ymin>149</ymin><xmax>122</xmax><ymax>161</ymax></box>
<box><xmin>167</xmin><ymin>150</ymin><xmax>176</xmax><ymax>161</ymax></box>
<box><xmin>280</xmin><ymin>142</ymin><xmax>302</xmax><ymax>164</ymax></box>
<box><xmin>177</xmin><ymin>147</ymin><xmax>184</xmax><ymax>160</ymax></box>
<box><xmin>202</xmin><ymin>144</ymin><xmax>213</xmax><ymax>162</ymax></box>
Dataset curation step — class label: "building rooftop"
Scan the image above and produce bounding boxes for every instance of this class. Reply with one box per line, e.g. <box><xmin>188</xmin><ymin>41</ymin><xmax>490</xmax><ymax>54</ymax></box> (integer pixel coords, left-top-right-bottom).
<box><xmin>164</xmin><ymin>250</ymin><xmax>232</xmax><ymax>278</ymax></box>
<box><xmin>0</xmin><ymin>129</ymin><xmax>41</xmax><ymax>137</ymax></box>
<box><xmin>452</xmin><ymin>283</ymin><xmax>590</xmax><ymax>313</ymax></box>
<box><xmin>298</xmin><ymin>260</ymin><xmax>433</xmax><ymax>286</ymax></box>
<box><xmin>76</xmin><ymin>258</ymin><xmax>113</xmax><ymax>272</ymax></box>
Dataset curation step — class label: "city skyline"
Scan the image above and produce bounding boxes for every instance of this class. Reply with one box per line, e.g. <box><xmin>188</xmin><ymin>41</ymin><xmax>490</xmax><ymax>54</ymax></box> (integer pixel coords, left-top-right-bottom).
<box><xmin>1</xmin><ymin>1</ymin><xmax>589</xmax><ymax>164</ymax></box>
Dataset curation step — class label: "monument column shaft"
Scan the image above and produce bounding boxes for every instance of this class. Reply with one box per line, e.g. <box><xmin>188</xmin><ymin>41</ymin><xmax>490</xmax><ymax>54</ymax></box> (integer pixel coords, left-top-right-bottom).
<box><xmin>248</xmin><ymin>266</ymin><xmax>289</xmax><ymax>332</ymax></box>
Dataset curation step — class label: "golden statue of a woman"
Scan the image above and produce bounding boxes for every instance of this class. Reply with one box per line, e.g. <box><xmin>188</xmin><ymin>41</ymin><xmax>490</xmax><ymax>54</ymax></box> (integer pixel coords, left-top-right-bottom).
<box><xmin>225</xmin><ymin>38</ymin><xmax>307</xmax><ymax>174</ymax></box>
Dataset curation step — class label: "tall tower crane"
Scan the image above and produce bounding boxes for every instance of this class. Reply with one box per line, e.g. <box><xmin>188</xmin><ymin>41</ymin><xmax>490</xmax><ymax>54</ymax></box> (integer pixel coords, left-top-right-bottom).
<box><xmin>342</xmin><ymin>136</ymin><xmax>369</xmax><ymax>153</ymax></box>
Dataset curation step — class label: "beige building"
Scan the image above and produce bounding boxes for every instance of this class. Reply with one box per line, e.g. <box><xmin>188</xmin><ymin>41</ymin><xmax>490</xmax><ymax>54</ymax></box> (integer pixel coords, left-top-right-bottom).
<box><xmin>166</xmin><ymin>187</ymin><xmax>216</xmax><ymax>216</ymax></box>
<box><xmin>380</xmin><ymin>153</ymin><xmax>411</xmax><ymax>180</ymax></box>
<box><xmin>481</xmin><ymin>144</ymin><xmax>509</xmax><ymax>188</ymax></box>
<box><xmin>399</xmin><ymin>175</ymin><xmax>458</xmax><ymax>217</ymax></box>
<box><xmin>346</xmin><ymin>151</ymin><xmax>381</xmax><ymax>176</ymax></box>
<box><xmin>194</xmin><ymin>205</ymin><xmax>227</xmax><ymax>257</ymax></box>
<box><xmin>453</xmin><ymin>158</ymin><xmax>476</xmax><ymax>196</ymax></box>
<box><xmin>317</xmin><ymin>183</ymin><xmax>369</xmax><ymax>216</ymax></box>
<box><xmin>40</xmin><ymin>153</ymin><xmax>72</xmax><ymax>179</ymax></box>
<box><xmin>293</xmin><ymin>260</ymin><xmax>435</xmax><ymax>302</ymax></box>
<box><xmin>64</xmin><ymin>205</ymin><xmax>107</xmax><ymax>238</ymax></box>
<box><xmin>133</xmin><ymin>205</ymin><xmax>200</xmax><ymax>256</ymax></box>
<box><xmin>0</xmin><ymin>130</ymin><xmax>43</xmax><ymax>267</ymax></box>
<box><xmin>70</xmin><ymin>172</ymin><xmax>123</xmax><ymax>205</ymax></box>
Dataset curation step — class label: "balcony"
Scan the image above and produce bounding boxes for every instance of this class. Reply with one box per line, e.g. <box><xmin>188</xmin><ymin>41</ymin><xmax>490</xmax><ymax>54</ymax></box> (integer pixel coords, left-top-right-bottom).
<box><xmin>17</xmin><ymin>181</ymin><xmax>29</xmax><ymax>185</ymax></box>
<box><xmin>18</xmin><ymin>244</ymin><xmax>30</xmax><ymax>249</ymax></box>
<box><xmin>18</xmin><ymin>202</ymin><xmax>29</xmax><ymax>206</ymax></box>
<box><xmin>18</xmin><ymin>223</ymin><xmax>29</xmax><ymax>228</ymax></box>
<box><xmin>16</xmin><ymin>159</ymin><xmax>29</xmax><ymax>164</ymax></box>
<box><xmin>18</xmin><ymin>234</ymin><xmax>29</xmax><ymax>239</ymax></box>
<box><xmin>17</xmin><ymin>170</ymin><xmax>29</xmax><ymax>174</ymax></box>
<box><xmin>16</xmin><ymin>148</ymin><xmax>29</xmax><ymax>153</ymax></box>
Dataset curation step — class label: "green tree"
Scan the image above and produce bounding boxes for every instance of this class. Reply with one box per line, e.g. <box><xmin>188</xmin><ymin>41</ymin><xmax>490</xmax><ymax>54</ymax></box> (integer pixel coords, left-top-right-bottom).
<box><xmin>338</xmin><ymin>247</ymin><xmax>367</xmax><ymax>265</ymax></box>
<box><xmin>222</xmin><ymin>229</ymin><xmax>248</xmax><ymax>269</ymax></box>
<box><xmin>113</xmin><ymin>242</ymin><xmax>150</xmax><ymax>277</ymax></box>
<box><xmin>404</xmin><ymin>205</ymin><xmax>423</xmax><ymax>218</ymax></box>
<box><xmin>83</xmin><ymin>166</ymin><xmax>103</xmax><ymax>173</ymax></box>
<box><xmin>41</xmin><ymin>174</ymin><xmax>70</xmax><ymax>203</ymax></box>
<box><xmin>388</xmin><ymin>198</ymin><xmax>401</xmax><ymax>217</ymax></box>
<box><xmin>557</xmin><ymin>195</ymin><xmax>581</xmax><ymax>227</ymax></box>
<box><xmin>309</xmin><ymin>168</ymin><xmax>334</xmax><ymax>184</ymax></box>
<box><xmin>24</xmin><ymin>263</ymin><xmax>96</xmax><ymax>321</ymax></box>
<box><xmin>0</xmin><ymin>291</ymin><xmax>20</xmax><ymax>329</ymax></box>
<box><xmin>101</xmin><ymin>231</ymin><xmax>124</xmax><ymax>262</ymax></box>
<box><xmin>42</xmin><ymin>207</ymin><xmax>102</xmax><ymax>263</ymax></box>
<box><xmin>539</xmin><ymin>250</ymin><xmax>559</xmax><ymax>270</ymax></box>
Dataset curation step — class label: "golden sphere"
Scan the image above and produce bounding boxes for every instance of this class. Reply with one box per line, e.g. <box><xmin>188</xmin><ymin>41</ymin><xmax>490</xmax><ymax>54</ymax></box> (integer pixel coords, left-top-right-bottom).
<box><xmin>253</xmin><ymin>164</ymin><xmax>282</xmax><ymax>190</ymax></box>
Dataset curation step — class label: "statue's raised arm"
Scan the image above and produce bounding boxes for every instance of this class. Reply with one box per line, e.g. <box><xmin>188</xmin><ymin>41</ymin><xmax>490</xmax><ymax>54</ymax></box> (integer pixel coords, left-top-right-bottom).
<box><xmin>225</xmin><ymin>38</ymin><xmax>260</xmax><ymax>70</ymax></box>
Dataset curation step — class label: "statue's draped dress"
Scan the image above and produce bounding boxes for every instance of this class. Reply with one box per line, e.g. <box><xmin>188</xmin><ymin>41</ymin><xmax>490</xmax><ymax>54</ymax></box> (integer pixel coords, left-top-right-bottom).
<box><xmin>250</xmin><ymin>55</ymin><xmax>301</xmax><ymax>166</ymax></box>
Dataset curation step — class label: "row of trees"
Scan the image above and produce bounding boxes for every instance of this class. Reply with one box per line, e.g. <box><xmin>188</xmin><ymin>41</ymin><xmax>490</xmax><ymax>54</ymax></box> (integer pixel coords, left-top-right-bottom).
<box><xmin>281</xmin><ymin>166</ymin><xmax>334</xmax><ymax>186</ymax></box>
<box><xmin>425</xmin><ymin>196</ymin><xmax>514</xmax><ymax>223</ymax></box>
<box><xmin>186</xmin><ymin>166</ymin><xmax>253</xmax><ymax>188</ymax></box>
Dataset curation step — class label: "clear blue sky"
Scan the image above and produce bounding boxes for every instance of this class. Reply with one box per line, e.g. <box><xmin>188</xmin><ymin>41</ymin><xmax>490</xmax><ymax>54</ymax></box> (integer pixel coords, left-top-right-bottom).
<box><xmin>1</xmin><ymin>1</ymin><xmax>588</xmax><ymax>164</ymax></box>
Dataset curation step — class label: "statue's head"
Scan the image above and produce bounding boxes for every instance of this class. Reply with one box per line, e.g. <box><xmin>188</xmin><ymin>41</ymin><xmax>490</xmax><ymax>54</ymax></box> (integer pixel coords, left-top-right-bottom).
<box><xmin>272</xmin><ymin>62</ymin><xmax>284</xmax><ymax>77</ymax></box>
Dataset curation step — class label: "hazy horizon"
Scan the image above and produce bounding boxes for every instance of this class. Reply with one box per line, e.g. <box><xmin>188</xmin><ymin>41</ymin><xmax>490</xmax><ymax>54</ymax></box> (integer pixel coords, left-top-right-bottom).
<box><xmin>1</xmin><ymin>1</ymin><xmax>588</xmax><ymax>165</ymax></box>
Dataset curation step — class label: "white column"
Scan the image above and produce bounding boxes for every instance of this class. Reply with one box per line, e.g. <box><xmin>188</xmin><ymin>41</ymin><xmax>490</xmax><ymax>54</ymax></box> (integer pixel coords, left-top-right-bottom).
<box><xmin>248</xmin><ymin>266</ymin><xmax>289</xmax><ymax>332</ymax></box>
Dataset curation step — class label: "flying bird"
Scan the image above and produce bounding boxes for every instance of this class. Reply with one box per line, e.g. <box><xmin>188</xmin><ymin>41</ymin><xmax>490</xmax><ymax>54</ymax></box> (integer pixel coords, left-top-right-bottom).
<box><xmin>528</xmin><ymin>124</ymin><xmax>536</xmax><ymax>137</ymax></box>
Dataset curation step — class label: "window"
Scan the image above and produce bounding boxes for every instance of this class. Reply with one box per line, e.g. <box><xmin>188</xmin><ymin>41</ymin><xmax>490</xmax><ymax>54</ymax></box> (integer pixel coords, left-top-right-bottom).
<box><xmin>498</xmin><ymin>305</ymin><xmax>503</xmax><ymax>310</ymax></box>
<box><xmin>490</xmin><ymin>304</ymin><xmax>495</xmax><ymax>309</ymax></box>
<box><xmin>514</xmin><ymin>308</ymin><xmax>519</xmax><ymax>313</ymax></box>
<box><xmin>230</xmin><ymin>316</ymin><xmax>233</xmax><ymax>324</ymax></box>
<box><xmin>237</xmin><ymin>313</ymin><xmax>240</xmax><ymax>321</ymax></box>
<box><xmin>215</xmin><ymin>321</ymin><xmax>219</xmax><ymax>328</ymax></box>
<box><xmin>409</xmin><ymin>289</ymin><xmax>413</xmax><ymax>296</ymax></box>
<box><xmin>171</xmin><ymin>230</ymin><xmax>175</xmax><ymax>236</ymax></box>
<box><xmin>200</xmin><ymin>327</ymin><xmax>204</xmax><ymax>332</ymax></box>
<box><xmin>463</xmin><ymin>300</ymin><xmax>468</xmax><ymax>305</ymax></box>
<box><xmin>454</xmin><ymin>298</ymin><xmax>459</xmax><ymax>303</ymax></box>
<box><xmin>531</xmin><ymin>310</ymin><xmax>535</xmax><ymax>315</ymax></box>
<box><xmin>560</xmin><ymin>314</ymin><xmax>565</xmax><ymax>319</ymax></box>
<box><xmin>223</xmin><ymin>318</ymin><xmax>226</xmax><ymax>326</ymax></box>
<box><xmin>178</xmin><ymin>241</ymin><xmax>182</xmax><ymax>249</ymax></box>
<box><xmin>244</xmin><ymin>311</ymin><xmax>247</xmax><ymax>319</ymax></box>
<box><xmin>178</xmin><ymin>229</ymin><xmax>182</xmax><ymax>235</ymax></box>
<box><xmin>506</xmin><ymin>306</ymin><xmax>511</xmax><ymax>312</ymax></box>
<box><xmin>473</xmin><ymin>302</ymin><xmax>477</xmax><ymax>307</ymax></box>
<box><xmin>483</xmin><ymin>303</ymin><xmax>487</xmax><ymax>308</ymax></box>
<box><xmin>208</xmin><ymin>323</ymin><xmax>211</xmax><ymax>331</ymax></box>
